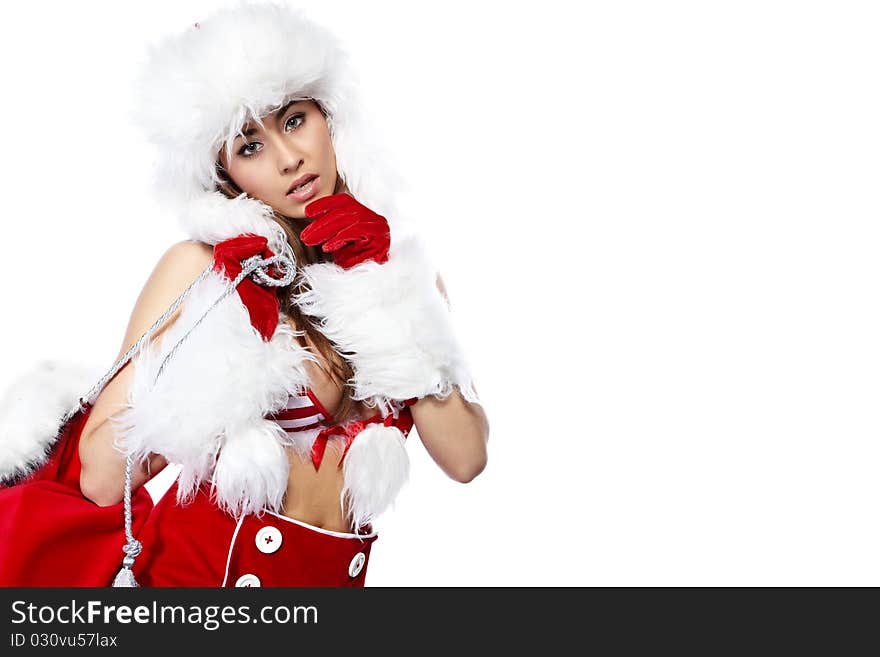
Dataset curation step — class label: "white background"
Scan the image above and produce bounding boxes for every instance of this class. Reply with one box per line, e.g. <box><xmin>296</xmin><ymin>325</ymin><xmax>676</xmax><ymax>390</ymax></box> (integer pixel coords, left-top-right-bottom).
<box><xmin>0</xmin><ymin>0</ymin><xmax>878</xmax><ymax>586</ymax></box>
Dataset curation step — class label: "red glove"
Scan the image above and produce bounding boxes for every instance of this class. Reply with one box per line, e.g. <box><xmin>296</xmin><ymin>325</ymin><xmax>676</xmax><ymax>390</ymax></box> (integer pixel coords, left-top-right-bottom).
<box><xmin>300</xmin><ymin>194</ymin><xmax>390</xmax><ymax>269</ymax></box>
<box><xmin>213</xmin><ymin>234</ymin><xmax>280</xmax><ymax>341</ymax></box>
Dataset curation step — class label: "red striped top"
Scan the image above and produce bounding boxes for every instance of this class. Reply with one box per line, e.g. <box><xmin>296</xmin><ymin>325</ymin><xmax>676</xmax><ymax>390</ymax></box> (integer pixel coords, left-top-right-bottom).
<box><xmin>265</xmin><ymin>389</ymin><xmax>333</xmax><ymax>434</ymax></box>
<box><xmin>266</xmin><ymin>390</ymin><xmax>418</xmax><ymax>470</ymax></box>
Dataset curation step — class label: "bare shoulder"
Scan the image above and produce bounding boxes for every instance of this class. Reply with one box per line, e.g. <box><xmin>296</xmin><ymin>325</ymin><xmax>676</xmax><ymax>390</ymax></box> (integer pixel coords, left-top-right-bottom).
<box><xmin>151</xmin><ymin>239</ymin><xmax>214</xmax><ymax>283</ymax></box>
<box><xmin>122</xmin><ymin>240</ymin><xmax>212</xmax><ymax>338</ymax></box>
<box><xmin>164</xmin><ymin>238</ymin><xmax>214</xmax><ymax>261</ymax></box>
<box><xmin>126</xmin><ymin>239</ymin><xmax>213</xmax><ymax>344</ymax></box>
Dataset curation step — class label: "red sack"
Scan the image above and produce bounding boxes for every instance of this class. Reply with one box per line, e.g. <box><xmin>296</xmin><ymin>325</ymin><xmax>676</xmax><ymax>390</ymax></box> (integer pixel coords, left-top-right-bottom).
<box><xmin>0</xmin><ymin>403</ymin><xmax>153</xmax><ymax>587</ymax></box>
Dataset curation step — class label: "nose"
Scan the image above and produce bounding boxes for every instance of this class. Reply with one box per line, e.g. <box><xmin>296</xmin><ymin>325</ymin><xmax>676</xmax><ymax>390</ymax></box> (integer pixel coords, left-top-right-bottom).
<box><xmin>274</xmin><ymin>137</ymin><xmax>304</xmax><ymax>175</ymax></box>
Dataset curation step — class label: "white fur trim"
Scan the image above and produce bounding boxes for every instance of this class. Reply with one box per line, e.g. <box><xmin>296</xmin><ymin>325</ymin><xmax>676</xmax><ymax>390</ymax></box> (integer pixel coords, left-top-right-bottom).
<box><xmin>211</xmin><ymin>419</ymin><xmax>292</xmax><ymax>518</ymax></box>
<box><xmin>129</xmin><ymin>2</ymin><xmax>407</xmax><ymax>244</ymax></box>
<box><xmin>177</xmin><ymin>192</ymin><xmax>289</xmax><ymax>254</ymax></box>
<box><xmin>294</xmin><ymin>235</ymin><xmax>479</xmax><ymax>410</ymax></box>
<box><xmin>0</xmin><ymin>360</ymin><xmax>100</xmax><ymax>483</ymax></box>
<box><xmin>341</xmin><ymin>423</ymin><xmax>410</xmax><ymax>531</ymax></box>
<box><xmin>110</xmin><ymin>269</ymin><xmax>315</xmax><ymax>515</ymax></box>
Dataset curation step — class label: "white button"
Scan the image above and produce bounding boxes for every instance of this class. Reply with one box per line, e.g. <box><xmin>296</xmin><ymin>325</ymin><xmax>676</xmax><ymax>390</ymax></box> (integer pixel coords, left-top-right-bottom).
<box><xmin>348</xmin><ymin>552</ymin><xmax>366</xmax><ymax>578</ymax></box>
<box><xmin>255</xmin><ymin>526</ymin><xmax>282</xmax><ymax>554</ymax></box>
<box><xmin>235</xmin><ymin>573</ymin><xmax>261</xmax><ymax>587</ymax></box>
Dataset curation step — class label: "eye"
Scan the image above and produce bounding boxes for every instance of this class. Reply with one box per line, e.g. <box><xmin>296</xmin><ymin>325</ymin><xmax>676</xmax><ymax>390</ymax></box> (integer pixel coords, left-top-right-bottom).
<box><xmin>238</xmin><ymin>141</ymin><xmax>261</xmax><ymax>157</ymax></box>
<box><xmin>285</xmin><ymin>113</ymin><xmax>305</xmax><ymax>131</ymax></box>
<box><xmin>236</xmin><ymin>114</ymin><xmax>305</xmax><ymax>158</ymax></box>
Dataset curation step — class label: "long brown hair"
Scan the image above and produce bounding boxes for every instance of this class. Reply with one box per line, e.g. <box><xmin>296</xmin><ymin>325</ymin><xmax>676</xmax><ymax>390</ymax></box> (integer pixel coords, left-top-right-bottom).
<box><xmin>214</xmin><ymin>167</ymin><xmax>356</xmax><ymax>424</ymax></box>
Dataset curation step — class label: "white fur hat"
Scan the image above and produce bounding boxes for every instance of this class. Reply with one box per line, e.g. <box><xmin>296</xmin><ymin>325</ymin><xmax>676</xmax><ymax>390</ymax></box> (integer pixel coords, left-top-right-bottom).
<box><xmin>128</xmin><ymin>1</ymin><xmax>405</xmax><ymax>249</ymax></box>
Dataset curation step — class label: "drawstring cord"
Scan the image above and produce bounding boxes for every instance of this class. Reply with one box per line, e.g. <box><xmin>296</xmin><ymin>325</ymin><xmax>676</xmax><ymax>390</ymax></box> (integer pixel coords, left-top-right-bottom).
<box><xmin>94</xmin><ymin>251</ymin><xmax>296</xmax><ymax>587</ymax></box>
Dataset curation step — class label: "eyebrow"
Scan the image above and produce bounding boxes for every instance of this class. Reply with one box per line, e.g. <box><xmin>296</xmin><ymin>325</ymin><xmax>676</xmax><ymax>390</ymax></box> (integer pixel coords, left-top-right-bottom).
<box><xmin>235</xmin><ymin>100</ymin><xmax>302</xmax><ymax>142</ymax></box>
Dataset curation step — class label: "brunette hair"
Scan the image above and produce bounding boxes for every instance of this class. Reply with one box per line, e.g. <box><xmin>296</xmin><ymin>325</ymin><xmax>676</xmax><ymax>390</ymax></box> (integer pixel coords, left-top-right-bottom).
<box><xmin>214</xmin><ymin>166</ymin><xmax>356</xmax><ymax>425</ymax></box>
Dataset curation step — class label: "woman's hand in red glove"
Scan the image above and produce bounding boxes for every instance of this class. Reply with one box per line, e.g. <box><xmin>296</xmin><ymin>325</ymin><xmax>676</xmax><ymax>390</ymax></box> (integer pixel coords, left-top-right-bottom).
<box><xmin>212</xmin><ymin>233</ymin><xmax>280</xmax><ymax>341</ymax></box>
<box><xmin>300</xmin><ymin>193</ymin><xmax>390</xmax><ymax>269</ymax></box>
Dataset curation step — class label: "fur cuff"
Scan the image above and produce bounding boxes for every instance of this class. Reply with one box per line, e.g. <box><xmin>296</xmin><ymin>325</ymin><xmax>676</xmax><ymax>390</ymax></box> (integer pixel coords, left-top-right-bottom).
<box><xmin>294</xmin><ymin>235</ymin><xmax>478</xmax><ymax>411</ymax></box>
<box><xmin>110</xmin><ymin>270</ymin><xmax>315</xmax><ymax>516</ymax></box>
<box><xmin>341</xmin><ymin>423</ymin><xmax>409</xmax><ymax>530</ymax></box>
<box><xmin>0</xmin><ymin>360</ymin><xmax>101</xmax><ymax>483</ymax></box>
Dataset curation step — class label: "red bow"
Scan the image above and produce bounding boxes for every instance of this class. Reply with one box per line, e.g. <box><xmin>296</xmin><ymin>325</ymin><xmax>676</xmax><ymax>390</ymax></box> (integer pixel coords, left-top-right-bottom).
<box><xmin>309</xmin><ymin>401</ymin><xmax>417</xmax><ymax>471</ymax></box>
<box><xmin>213</xmin><ymin>234</ymin><xmax>280</xmax><ymax>341</ymax></box>
<box><xmin>310</xmin><ymin>420</ymin><xmax>366</xmax><ymax>471</ymax></box>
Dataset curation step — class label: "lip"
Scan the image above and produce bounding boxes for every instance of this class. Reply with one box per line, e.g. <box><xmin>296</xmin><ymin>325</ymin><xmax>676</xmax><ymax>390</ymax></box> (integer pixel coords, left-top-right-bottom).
<box><xmin>287</xmin><ymin>174</ymin><xmax>319</xmax><ymax>201</ymax></box>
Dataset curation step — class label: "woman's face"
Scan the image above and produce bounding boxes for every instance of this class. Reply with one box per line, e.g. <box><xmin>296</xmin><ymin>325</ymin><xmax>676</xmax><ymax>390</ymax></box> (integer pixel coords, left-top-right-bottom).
<box><xmin>218</xmin><ymin>99</ymin><xmax>338</xmax><ymax>218</ymax></box>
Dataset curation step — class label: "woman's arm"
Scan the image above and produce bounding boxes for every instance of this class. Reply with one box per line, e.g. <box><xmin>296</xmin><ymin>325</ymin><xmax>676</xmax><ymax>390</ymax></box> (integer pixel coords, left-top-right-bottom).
<box><xmin>78</xmin><ymin>240</ymin><xmax>215</xmax><ymax>506</ymax></box>
<box><xmin>411</xmin><ymin>387</ymin><xmax>489</xmax><ymax>483</ymax></box>
<box><xmin>411</xmin><ymin>273</ymin><xmax>489</xmax><ymax>483</ymax></box>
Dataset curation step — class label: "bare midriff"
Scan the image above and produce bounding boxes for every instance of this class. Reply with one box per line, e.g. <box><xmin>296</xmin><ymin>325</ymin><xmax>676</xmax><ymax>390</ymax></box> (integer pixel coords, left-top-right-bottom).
<box><xmin>283</xmin><ymin>443</ymin><xmax>350</xmax><ymax>533</ymax></box>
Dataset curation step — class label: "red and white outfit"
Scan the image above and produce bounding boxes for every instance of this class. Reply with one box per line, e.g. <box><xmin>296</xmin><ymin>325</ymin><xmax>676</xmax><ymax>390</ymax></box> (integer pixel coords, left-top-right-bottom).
<box><xmin>0</xmin><ymin>383</ymin><xmax>417</xmax><ymax>587</ymax></box>
<box><xmin>0</xmin><ymin>4</ymin><xmax>478</xmax><ymax>587</ymax></box>
<box><xmin>134</xmin><ymin>391</ymin><xmax>415</xmax><ymax>588</ymax></box>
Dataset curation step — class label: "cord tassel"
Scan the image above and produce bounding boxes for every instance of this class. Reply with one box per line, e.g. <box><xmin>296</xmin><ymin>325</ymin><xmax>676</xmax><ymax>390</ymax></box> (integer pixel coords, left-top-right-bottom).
<box><xmin>111</xmin><ymin>454</ymin><xmax>142</xmax><ymax>587</ymax></box>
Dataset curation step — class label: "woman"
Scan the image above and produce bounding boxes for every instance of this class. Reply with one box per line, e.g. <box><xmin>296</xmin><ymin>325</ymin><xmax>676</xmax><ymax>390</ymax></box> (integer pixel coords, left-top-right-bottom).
<box><xmin>0</xmin><ymin>3</ymin><xmax>487</xmax><ymax>587</ymax></box>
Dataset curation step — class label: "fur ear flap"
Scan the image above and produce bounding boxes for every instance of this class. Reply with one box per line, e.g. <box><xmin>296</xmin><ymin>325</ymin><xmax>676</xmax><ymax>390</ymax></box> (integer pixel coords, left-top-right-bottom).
<box><xmin>340</xmin><ymin>423</ymin><xmax>410</xmax><ymax>531</ymax></box>
<box><xmin>0</xmin><ymin>360</ymin><xmax>101</xmax><ymax>483</ymax></box>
